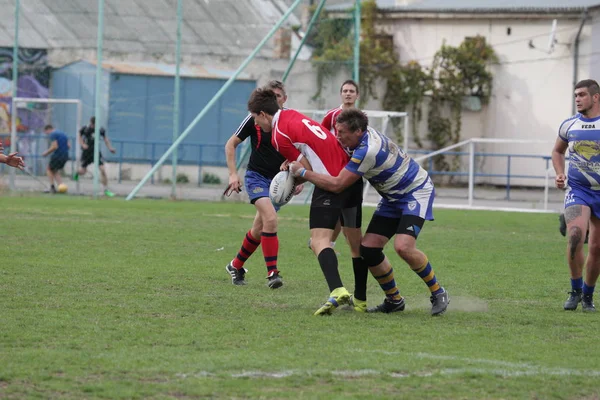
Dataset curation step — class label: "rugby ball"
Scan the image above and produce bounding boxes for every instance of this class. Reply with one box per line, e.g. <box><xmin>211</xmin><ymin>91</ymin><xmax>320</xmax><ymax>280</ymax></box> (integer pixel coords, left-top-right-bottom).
<box><xmin>269</xmin><ymin>170</ymin><xmax>296</xmax><ymax>206</ymax></box>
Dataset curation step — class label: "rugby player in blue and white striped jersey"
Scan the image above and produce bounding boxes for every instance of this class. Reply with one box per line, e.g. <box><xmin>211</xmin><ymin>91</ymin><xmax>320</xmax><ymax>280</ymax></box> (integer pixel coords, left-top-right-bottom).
<box><xmin>290</xmin><ymin>108</ymin><xmax>449</xmax><ymax>316</ymax></box>
<box><xmin>552</xmin><ymin>78</ymin><xmax>600</xmax><ymax>312</ymax></box>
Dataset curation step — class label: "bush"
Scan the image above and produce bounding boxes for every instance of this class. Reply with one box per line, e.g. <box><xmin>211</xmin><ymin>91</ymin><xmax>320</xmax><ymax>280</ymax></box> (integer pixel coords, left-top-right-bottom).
<box><xmin>202</xmin><ymin>173</ymin><xmax>221</xmax><ymax>185</ymax></box>
<box><xmin>163</xmin><ymin>174</ymin><xmax>189</xmax><ymax>184</ymax></box>
<box><xmin>176</xmin><ymin>173</ymin><xmax>189</xmax><ymax>184</ymax></box>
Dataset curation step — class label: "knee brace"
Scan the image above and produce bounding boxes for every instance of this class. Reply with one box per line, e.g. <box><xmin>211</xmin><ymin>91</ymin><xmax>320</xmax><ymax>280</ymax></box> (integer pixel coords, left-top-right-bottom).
<box><xmin>360</xmin><ymin>245</ymin><xmax>385</xmax><ymax>267</ymax></box>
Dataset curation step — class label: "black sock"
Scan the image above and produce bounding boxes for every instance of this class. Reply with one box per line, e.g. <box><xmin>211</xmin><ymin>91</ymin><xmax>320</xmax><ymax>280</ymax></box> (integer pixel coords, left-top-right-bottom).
<box><xmin>317</xmin><ymin>248</ymin><xmax>343</xmax><ymax>292</ymax></box>
<box><xmin>352</xmin><ymin>257</ymin><xmax>368</xmax><ymax>301</ymax></box>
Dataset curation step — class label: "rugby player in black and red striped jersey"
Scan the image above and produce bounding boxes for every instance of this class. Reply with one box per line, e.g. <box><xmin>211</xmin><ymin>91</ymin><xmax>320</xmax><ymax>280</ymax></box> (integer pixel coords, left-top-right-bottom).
<box><xmin>223</xmin><ymin>80</ymin><xmax>302</xmax><ymax>289</ymax></box>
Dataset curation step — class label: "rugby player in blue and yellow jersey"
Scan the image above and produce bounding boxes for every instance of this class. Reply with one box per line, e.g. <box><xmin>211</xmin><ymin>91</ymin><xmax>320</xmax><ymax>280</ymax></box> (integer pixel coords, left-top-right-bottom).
<box><xmin>290</xmin><ymin>108</ymin><xmax>449</xmax><ymax>316</ymax></box>
<box><xmin>553</xmin><ymin>79</ymin><xmax>600</xmax><ymax>312</ymax></box>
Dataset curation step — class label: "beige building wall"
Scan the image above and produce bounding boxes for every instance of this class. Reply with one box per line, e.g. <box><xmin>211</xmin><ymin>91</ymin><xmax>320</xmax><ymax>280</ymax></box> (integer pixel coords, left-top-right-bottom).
<box><xmin>383</xmin><ymin>14</ymin><xmax>596</xmax><ymax>185</ymax></box>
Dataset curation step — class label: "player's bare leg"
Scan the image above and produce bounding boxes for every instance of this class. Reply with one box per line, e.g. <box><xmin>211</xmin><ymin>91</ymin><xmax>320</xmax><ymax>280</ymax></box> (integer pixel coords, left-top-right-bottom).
<box><xmin>254</xmin><ymin>198</ymin><xmax>282</xmax><ymax>288</ymax></box>
<box><xmin>249</xmin><ymin>210</ymin><xmax>264</xmax><ymax>243</ymax></box>
<box><xmin>45</xmin><ymin>167</ymin><xmax>56</xmax><ymax>193</ymax></box>
<box><xmin>308</xmin><ymin>219</ymin><xmax>340</xmax><ymax>250</ymax></box>
<box><xmin>54</xmin><ymin>170</ymin><xmax>63</xmax><ymax>186</ymax></box>
<box><xmin>46</xmin><ymin>167</ymin><xmax>54</xmax><ymax>186</ymax></box>
<box><xmin>564</xmin><ymin>204</ymin><xmax>590</xmax><ymax>310</ymax></box>
<box><xmin>331</xmin><ymin>219</ymin><xmax>342</xmax><ymax>243</ymax></box>
<box><xmin>226</xmin><ymin>210</ymin><xmax>262</xmax><ymax>286</ymax></box>
<box><xmin>342</xmin><ymin>226</ymin><xmax>367</xmax><ymax>311</ymax></box>
<box><xmin>581</xmin><ymin>211</ymin><xmax>599</xmax><ymax>311</ymax></box>
<box><xmin>99</xmin><ymin>165</ymin><xmax>114</xmax><ymax>197</ymax></box>
<box><xmin>226</xmin><ymin>198</ymin><xmax>282</xmax><ymax>288</ymax></box>
<box><xmin>360</xmin><ymin>233</ymin><xmax>404</xmax><ymax>313</ymax></box>
<box><xmin>342</xmin><ymin>227</ymin><xmax>361</xmax><ymax>258</ymax></box>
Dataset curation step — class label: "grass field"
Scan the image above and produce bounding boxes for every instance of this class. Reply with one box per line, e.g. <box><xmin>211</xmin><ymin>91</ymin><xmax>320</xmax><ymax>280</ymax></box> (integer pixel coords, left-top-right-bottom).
<box><xmin>1</xmin><ymin>195</ymin><xmax>599</xmax><ymax>399</ymax></box>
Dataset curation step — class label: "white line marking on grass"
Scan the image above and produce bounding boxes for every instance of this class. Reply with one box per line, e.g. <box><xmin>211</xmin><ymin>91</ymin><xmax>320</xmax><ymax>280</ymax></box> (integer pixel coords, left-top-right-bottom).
<box><xmin>439</xmin><ymin>368</ymin><xmax>600</xmax><ymax>377</ymax></box>
<box><xmin>331</xmin><ymin>369</ymin><xmax>380</xmax><ymax>377</ymax></box>
<box><xmin>4</xmin><ymin>208</ymin><xmax>94</xmax><ymax>216</ymax></box>
<box><xmin>14</xmin><ymin>215</ymin><xmax>123</xmax><ymax>224</ymax></box>
<box><xmin>176</xmin><ymin>352</ymin><xmax>600</xmax><ymax>380</ymax></box>
<box><xmin>231</xmin><ymin>371</ymin><xmax>295</xmax><ymax>378</ymax></box>
<box><xmin>357</xmin><ymin>350</ymin><xmax>600</xmax><ymax>377</ymax></box>
<box><xmin>177</xmin><ymin>366</ymin><xmax>600</xmax><ymax>380</ymax></box>
<box><xmin>203</xmin><ymin>213</ymin><xmax>308</xmax><ymax>222</ymax></box>
<box><xmin>176</xmin><ymin>371</ymin><xmax>297</xmax><ymax>379</ymax></box>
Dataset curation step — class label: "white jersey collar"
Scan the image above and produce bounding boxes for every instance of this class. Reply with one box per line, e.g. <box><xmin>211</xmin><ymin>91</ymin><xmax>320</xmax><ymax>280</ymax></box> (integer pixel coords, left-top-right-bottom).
<box><xmin>272</xmin><ymin>109</ymin><xmax>282</xmax><ymax>129</ymax></box>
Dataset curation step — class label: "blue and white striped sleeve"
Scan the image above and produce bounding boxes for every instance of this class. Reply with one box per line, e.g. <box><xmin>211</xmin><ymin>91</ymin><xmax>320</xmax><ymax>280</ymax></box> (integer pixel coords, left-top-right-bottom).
<box><xmin>558</xmin><ymin>115</ymin><xmax>578</xmax><ymax>142</ymax></box>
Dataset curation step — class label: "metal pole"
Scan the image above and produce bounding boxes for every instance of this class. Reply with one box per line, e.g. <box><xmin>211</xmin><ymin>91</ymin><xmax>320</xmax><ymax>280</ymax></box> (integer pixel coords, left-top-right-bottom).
<box><xmin>171</xmin><ymin>0</ymin><xmax>183</xmax><ymax>198</ymax></box>
<box><xmin>403</xmin><ymin>114</ymin><xmax>409</xmax><ymax>151</ymax></box>
<box><xmin>544</xmin><ymin>168</ymin><xmax>550</xmax><ymax>211</ymax></box>
<box><xmin>381</xmin><ymin>114</ymin><xmax>389</xmax><ymax>137</ymax></box>
<box><xmin>468</xmin><ymin>140</ymin><xmax>475</xmax><ymax>207</ymax></box>
<box><xmin>572</xmin><ymin>9</ymin><xmax>588</xmax><ymax>115</ymax></box>
<box><xmin>506</xmin><ymin>155</ymin><xmax>511</xmax><ymax>200</ymax></box>
<box><xmin>76</xmin><ymin>101</ymin><xmax>82</xmax><ymax>194</ymax></box>
<box><xmin>282</xmin><ymin>0</ymin><xmax>327</xmax><ymax>82</ymax></box>
<box><xmin>353</xmin><ymin>0</ymin><xmax>361</xmax><ymax>83</ymax></box>
<box><xmin>93</xmin><ymin>0</ymin><xmax>105</xmax><ymax>199</ymax></box>
<box><xmin>127</xmin><ymin>0</ymin><xmax>305</xmax><ymax>200</ymax></box>
<box><xmin>413</xmin><ymin>139</ymin><xmax>471</xmax><ymax>163</ymax></box>
<box><xmin>9</xmin><ymin>0</ymin><xmax>20</xmax><ymax>190</ymax></box>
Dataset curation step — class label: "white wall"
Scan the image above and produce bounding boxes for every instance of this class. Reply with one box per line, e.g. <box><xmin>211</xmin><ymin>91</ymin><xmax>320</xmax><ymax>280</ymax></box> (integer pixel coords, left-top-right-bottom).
<box><xmin>387</xmin><ymin>14</ymin><xmax>596</xmax><ymax>185</ymax></box>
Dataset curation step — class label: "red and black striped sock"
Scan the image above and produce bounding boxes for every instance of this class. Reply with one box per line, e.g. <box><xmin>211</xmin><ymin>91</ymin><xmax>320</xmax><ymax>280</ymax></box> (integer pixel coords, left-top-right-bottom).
<box><xmin>261</xmin><ymin>232</ymin><xmax>279</xmax><ymax>275</ymax></box>
<box><xmin>231</xmin><ymin>231</ymin><xmax>261</xmax><ymax>269</ymax></box>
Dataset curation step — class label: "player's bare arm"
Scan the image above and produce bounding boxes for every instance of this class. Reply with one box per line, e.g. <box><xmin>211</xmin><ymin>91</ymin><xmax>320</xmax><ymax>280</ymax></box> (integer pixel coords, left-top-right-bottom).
<box><xmin>103</xmin><ymin>135</ymin><xmax>116</xmax><ymax>153</ymax></box>
<box><xmin>224</xmin><ymin>135</ymin><xmax>243</xmax><ymax>195</ymax></box>
<box><xmin>279</xmin><ymin>159</ymin><xmax>290</xmax><ymax>171</ymax></box>
<box><xmin>78</xmin><ymin>130</ymin><xmax>88</xmax><ymax>150</ymax></box>
<box><xmin>552</xmin><ymin>137</ymin><xmax>568</xmax><ymax>189</ymax></box>
<box><xmin>42</xmin><ymin>140</ymin><xmax>58</xmax><ymax>157</ymax></box>
<box><xmin>0</xmin><ymin>152</ymin><xmax>25</xmax><ymax>169</ymax></box>
<box><xmin>290</xmin><ymin>161</ymin><xmax>360</xmax><ymax>193</ymax></box>
<box><xmin>285</xmin><ymin>156</ymin><xmax>312</xmax><ymax>184</ymax></box>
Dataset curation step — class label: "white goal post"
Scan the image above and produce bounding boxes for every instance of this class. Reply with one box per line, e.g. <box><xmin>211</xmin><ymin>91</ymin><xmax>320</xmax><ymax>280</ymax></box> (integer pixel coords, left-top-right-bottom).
<box><xmin>297</xmin><ymin>109</ymin><xmax>410</xmax><ymax>150</ymax></box>
<box><xmin>9</xmin><ymin>97</ymin><xmax>82</xmax><ymax>191</ymax></box>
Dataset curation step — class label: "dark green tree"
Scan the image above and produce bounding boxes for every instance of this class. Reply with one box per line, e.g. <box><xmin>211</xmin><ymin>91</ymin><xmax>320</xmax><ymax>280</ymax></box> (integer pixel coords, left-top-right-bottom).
<box><xmin>310</xmin><ymin>2</ymin><xmax>497</xmax><ymax>174</ymax></box>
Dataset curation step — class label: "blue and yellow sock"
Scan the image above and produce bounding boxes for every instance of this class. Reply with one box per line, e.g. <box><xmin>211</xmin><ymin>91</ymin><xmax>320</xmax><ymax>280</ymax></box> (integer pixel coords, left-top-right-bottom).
<box><xmin>414</xmin><ymin>258</ymin><xmax>443</xmax><ymax>296</ymax></box>
<box><xmin>373</xmin><ymin>266</ymin><xmax>402</xmax><ymax>301</ymax></box>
